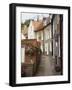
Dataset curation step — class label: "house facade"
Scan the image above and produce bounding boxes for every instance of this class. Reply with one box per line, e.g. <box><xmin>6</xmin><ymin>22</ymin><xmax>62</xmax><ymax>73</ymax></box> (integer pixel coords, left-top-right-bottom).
<box><xmin>21</xmin><ymin>15</ymin><xmax>52</xmax><ymax>56</ymax></box>
<box><xmin>52</xmin><ymin>15</ymin><xmax>61</xmax><ymax>58</ymax></box>
<box><xmin>51</xmin><ymin>14</ymin><xmax>63</xmax><ymax>73</ymax></box>
<box><xmin>21</xmin><ymin>14</ymin><xmax>62</xmax><ymax>57</ymax></box>
<box><xmin>33</xmin><ymin>16</ymin><xmax>52</xmax><ymax>55</ymax></box>
<box><xmin>44</xmin><ymin>24</ymin><xmax>52</xmax><ymax>55</ymax></box>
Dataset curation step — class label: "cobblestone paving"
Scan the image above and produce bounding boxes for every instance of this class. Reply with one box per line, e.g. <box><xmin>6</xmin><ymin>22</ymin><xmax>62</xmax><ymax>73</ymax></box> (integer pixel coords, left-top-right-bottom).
<box><xmin>36</xmin><ymin>55</ymin><xmax>61</xmax><ymax>76</ymax></box>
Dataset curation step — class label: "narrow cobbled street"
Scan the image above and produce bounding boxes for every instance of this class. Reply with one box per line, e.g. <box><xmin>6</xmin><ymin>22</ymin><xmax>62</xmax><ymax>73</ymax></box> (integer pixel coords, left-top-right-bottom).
<box><xmin>21</xmin><ymin>14</ymin><xmax>63</xmax><ymax>77</ymax></box>
<box><xmin>36</xmin><ymin>55</ymin><xmax>61</xmax><ymax>76</ymax></box>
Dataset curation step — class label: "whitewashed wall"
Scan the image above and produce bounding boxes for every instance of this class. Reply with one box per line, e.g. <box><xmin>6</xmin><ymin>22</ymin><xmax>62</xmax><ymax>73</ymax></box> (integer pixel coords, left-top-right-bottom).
<box><xmin>21</xmin><ymin>47</ymin><xmax>25</xmax><ymax>63</ymax></box>
<box><xmin>28</xmin><ymin>21</ymin><xmax>35</xmax><ymax>39</ymax></box>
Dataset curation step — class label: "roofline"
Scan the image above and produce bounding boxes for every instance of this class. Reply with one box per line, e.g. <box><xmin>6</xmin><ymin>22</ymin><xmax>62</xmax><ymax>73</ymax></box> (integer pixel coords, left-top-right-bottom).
<box><xmin>34</xmin><ymin>22</ymin><xmax>51</xmax><ymax>32</ymax></box>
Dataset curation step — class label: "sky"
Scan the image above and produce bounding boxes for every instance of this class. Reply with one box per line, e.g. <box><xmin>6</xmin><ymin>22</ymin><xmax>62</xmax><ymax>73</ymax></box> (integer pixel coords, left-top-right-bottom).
<box><xmin>21</xmin><ymin>13</ymin><xmax>49</xmax><ymax>23</ymax></box>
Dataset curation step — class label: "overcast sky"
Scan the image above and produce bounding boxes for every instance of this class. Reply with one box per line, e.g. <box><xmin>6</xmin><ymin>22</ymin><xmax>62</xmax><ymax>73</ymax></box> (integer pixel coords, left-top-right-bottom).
<box><xmin>21</xmin><ymin>13</ymin><xmax>49</xmax><ymax>23</ymax></box>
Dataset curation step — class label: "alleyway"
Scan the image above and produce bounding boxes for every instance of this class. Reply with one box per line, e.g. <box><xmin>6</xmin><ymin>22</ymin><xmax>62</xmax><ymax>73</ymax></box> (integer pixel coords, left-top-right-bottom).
<box><xmin>21</xmin><ymin>14</ymin><xmax>63</xmax><ymax>77</ymax></box>
<box><xmin>36</xmin><ymin>55</ymin><xmax>61</xmax><ymax>76</ymax></box>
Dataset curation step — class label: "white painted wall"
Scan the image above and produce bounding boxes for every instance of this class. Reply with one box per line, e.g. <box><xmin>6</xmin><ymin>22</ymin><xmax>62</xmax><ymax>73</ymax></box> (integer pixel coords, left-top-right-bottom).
<box><xmin>45</xmin><ymin>43</ymin><xmax>49</xmax><ymax>55</ymax></box>
<box><xmin>41</xmin><ymin>31</ymin><xmax>43</xmax><ymax>40</ymax></box>
<box><xmin>21</xmin><ymin>33</ymin><xmax>26</xmax><ymax>39</ymax></box>
<box><xmin>50</xmin><ymin>42</ymin><xmax>52</xmax><ymax>52</ymax></box>
<box><xmin>21</xmin><ymin>47</ymin><xmax>25</xmax><ymax>63</ymax></box>
<box><xmin>36</xmin><ymin>31</ymin><xmax>44</xmax><ymax>52</ymax></box>
<box><xmin>28</xmin><ymin>21</ymin><xmax>35</xmax><ymax>39</ymax></box>
<box><xmin>44</xmin><ymin>27</ymin><xmax>49</xmax><ymax>40</ymax></box>
<box><xmin>44</xmin><ymin>25</ymin><xmax>52</xmax><ymax>55</ymax></box>
<box><xmin>40</xmin><ymin>44</ymin><xmax>43</xmax><ymax>52</ymax></box>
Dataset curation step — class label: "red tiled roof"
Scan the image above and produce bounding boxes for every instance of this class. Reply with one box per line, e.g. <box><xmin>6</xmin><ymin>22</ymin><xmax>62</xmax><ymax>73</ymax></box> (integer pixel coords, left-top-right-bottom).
<box><xmin>32</xmin><ymin>21</ymin><xmax>44</xmax><ymax>31</ymax></box>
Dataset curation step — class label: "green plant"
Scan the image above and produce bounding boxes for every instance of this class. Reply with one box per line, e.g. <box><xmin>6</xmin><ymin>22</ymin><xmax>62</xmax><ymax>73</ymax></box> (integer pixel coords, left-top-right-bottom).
<box><xmin>25</xmin><ymin>43</ymin><xmax>41</xmax><ymax>58</ymax></box>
